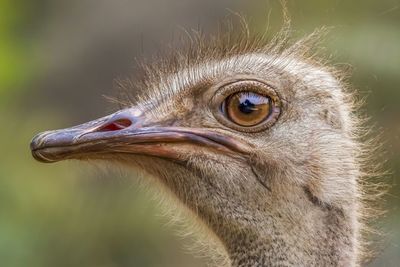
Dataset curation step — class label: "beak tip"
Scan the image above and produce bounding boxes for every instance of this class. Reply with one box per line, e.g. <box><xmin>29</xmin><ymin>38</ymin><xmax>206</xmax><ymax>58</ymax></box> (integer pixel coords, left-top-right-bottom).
<box><xmin>30</xmin><ymin>131</ymin><xmax>57</xmax><ymax>163</ymax></box>
<box><xmin>30</xmin><ymin>131</ymin><xmax>48</xmax><ymax>151</ymax></box>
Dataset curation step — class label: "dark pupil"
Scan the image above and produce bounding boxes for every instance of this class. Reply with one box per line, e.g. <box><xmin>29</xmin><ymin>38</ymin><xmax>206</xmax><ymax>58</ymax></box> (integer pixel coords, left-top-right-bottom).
<box><xmin>238</xmin><ymin>99</ymin><xmax>255</xmax><ymax>114</ymax></box>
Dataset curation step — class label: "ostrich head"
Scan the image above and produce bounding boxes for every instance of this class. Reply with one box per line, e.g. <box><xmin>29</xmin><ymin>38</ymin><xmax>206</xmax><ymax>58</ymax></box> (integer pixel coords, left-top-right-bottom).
<box><xmin>30</xmin><ymin>27</ymin><xmax>373</xmax><ymax>266</ymax></box>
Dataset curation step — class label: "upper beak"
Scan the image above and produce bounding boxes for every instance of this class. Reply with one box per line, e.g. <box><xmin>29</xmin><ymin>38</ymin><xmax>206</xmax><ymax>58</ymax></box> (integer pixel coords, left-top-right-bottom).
<box><xmin>30</xmin><ymin>108</ymin><xmax>248</xmax><ymax>163</ymax></box>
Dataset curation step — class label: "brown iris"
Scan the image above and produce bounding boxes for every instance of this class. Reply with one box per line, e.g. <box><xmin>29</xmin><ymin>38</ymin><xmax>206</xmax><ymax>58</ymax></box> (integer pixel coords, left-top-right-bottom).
<box><xmin>223</xmin><ymin>92</ymin><xmax>271</xmax><ymax>127</ymax></box>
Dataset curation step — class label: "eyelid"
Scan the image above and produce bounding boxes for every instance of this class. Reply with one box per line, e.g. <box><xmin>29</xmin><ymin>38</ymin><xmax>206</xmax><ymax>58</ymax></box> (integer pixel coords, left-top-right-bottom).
<box><xmin>212</xmin><ymin>80</ymin><xmax>280</xmax><ymax>110</ymax></box>
<box><xmin>216</xmin><ymin>80</ymin><xmax>274</xmax><ymax>98</ymax></box>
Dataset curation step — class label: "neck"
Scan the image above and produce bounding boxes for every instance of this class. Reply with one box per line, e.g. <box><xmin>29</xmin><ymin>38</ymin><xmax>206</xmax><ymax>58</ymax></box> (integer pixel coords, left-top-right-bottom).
<box><xmin>203</xmin><ymin>192</ymin><xmax>358</xmax><ymax>267</ymax></box>
<box><xmin>229</xmin><ymin>211</ymin><xmax>355</xmax><ymax>267</ymax></box>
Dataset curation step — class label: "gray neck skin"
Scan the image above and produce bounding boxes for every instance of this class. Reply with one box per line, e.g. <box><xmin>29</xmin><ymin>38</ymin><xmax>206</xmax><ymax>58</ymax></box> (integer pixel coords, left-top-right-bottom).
<box><xmin>201</xmin><ymin>192</ymin><xmax>356</xmax><ymax>267</ymax></box>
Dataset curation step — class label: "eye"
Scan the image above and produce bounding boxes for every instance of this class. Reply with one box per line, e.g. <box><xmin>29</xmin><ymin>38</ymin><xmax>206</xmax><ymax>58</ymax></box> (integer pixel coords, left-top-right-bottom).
<box><xmin>211</xmin><ymin>80</ymin><xmax>281</xmax><ymax>132</ymax></box>
<box><xmin>222</xmin><ymin>92</ymin><xmax>271</xmax><ymax>127</ymax></box>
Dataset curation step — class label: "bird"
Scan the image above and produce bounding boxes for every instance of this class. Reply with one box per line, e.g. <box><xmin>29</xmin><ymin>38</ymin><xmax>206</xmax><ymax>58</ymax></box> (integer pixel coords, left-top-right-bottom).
<box><xmin>30</xmin><ymin>20</ymin><xmax>382</xmax><ymax>267</ymax></box>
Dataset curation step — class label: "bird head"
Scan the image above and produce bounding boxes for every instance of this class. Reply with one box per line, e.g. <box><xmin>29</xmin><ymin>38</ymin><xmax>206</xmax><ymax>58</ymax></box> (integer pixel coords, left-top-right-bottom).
<box><xmin>30</xmin><ymin>31</ymin><xmax>362</xmax><ymax>264</ymax></box>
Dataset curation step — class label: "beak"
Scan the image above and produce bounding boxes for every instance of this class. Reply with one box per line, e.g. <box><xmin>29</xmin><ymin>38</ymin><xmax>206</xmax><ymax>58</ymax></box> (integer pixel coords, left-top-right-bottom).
<box><xmin>30</xmin><ymin>108</ymin><xmax>248</xmax><ymax>163</ymax></box>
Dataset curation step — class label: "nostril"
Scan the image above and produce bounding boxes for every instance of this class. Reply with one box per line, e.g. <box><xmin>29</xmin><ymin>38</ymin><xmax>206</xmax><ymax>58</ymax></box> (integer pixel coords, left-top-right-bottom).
<box><xmin>96</xmin><ymin>119</ymin><xmax>132</xmax><ymax>132</ymax></box>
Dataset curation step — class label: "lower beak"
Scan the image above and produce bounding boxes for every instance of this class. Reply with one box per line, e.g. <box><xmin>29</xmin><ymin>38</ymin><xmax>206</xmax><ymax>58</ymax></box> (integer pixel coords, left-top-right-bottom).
<box><xmin>30</xmin><ymin>108</ymin><xmax>246</xmax><ymax>163</ymax></box>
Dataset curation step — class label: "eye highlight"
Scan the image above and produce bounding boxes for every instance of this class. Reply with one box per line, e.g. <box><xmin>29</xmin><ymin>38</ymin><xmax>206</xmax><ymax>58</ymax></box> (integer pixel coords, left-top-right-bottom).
<box><xmin>211</xmin><ymin>80</ymin><xmax>281</xmax><ymax>132</ymax></box>
<box><xmin>222</xmin><ymin>92</ymin><xmax>271</xmax><ymax>127</ymax></box>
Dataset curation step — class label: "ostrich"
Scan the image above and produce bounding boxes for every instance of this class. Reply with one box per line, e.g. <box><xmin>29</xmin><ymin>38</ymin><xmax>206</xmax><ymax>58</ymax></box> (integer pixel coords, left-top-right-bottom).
<box><xmin>30</xmin><ymin>23</ymin><xmax>381</xmax><ymax>267</ymax></box>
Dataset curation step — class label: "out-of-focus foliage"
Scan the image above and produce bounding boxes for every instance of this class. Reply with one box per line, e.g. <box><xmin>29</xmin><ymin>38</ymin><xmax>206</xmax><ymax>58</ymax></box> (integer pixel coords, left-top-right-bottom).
<box><xmin>0</xmin><ymin>0</ymin><xmax>398</xmax><ymax>266</ymax></box>
<box><xmin>0</xmin><ymin>0</ymin><xmax>36</xmax><ymax>99</ymax></box>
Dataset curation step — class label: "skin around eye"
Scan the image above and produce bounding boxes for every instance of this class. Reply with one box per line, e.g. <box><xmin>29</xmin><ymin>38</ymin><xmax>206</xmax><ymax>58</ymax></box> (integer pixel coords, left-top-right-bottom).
<box><xmin>224</xmin><ymin>92</ymin><xmax>271</xmax><ymax>127</ymax></box>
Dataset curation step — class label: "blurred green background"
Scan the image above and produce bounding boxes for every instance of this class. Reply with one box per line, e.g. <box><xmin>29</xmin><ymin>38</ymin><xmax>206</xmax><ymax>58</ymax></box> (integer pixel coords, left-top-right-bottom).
<box><xmin>0</xmin><ymin>0</ymin><xmax>399</xmax><ymax>266</ymax></box>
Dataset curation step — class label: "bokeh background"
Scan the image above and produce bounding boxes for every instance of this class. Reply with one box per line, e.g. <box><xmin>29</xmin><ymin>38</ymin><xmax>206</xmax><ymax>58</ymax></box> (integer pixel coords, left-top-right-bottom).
<box><xmin>1</xmin><ymin>0</ymin><xmax>399</xmax><ymax>266</ymax></box>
